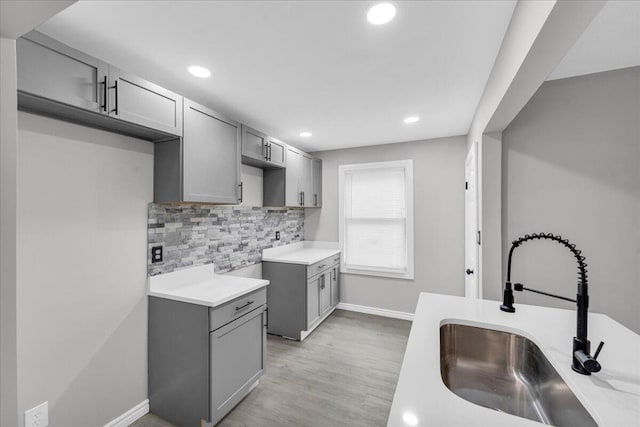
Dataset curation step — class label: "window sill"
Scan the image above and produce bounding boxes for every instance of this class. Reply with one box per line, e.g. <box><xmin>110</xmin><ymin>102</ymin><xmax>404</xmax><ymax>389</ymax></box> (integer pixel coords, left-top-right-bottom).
<box><xmin>341</xmin><ymin>267</ymin><xmax>414</xmax><ymax>281</ymax></box>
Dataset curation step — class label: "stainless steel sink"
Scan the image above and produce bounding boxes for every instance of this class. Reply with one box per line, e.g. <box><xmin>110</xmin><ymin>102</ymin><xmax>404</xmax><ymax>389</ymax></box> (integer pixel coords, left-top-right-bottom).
<box><xmin>440</xmin><ymin>323</ymin><xmax>598</xmax><ymax>426</ymax></box>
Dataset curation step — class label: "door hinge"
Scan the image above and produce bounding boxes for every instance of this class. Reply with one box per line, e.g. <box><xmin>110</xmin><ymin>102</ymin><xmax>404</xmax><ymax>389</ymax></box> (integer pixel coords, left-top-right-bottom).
<box><xmin>477</xmin><ymin>230</ymin><xmax>481</xmax><ymax>245</ymax></box>
<box><xmin>465</xmin><ymin>181</ymin><xmax>468</xmax><ymax>190</ymax></box>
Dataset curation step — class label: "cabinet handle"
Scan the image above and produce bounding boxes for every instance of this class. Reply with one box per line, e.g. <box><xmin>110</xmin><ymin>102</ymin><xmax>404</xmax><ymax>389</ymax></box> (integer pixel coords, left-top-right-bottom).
<box><xmin>317</xmin><ymin>264</ymin><xmax>327</xmax><ymax>270</ymax></box>
<box><xmin>235</xmin><ymin>300</ymin><xmax>254</xmax><ymax>311</ymax></box>
<box><xmin>302</xmin><ymin>191</ymin><xmax>305</xmax><ymax>206</ymax></box>
<box><xmin>314</xmin><ymin>193</ymin><xmax>317</xmax><ymax>206</ymax></box>
<box><xmin>238</xmin><ymin>181</ymin><xmax>243</xmax><ymax>203</ymax></box>
<box><xmin>263</xmin><ymin>143</ymin><xmax>268</xmax><ymax>160</ymax></box>
<box><xmin>333</xmin><ymin>268</ymin><xmax>336</xmax><ymax>281</ymax></box>
<box><xmin>268</xmin><ymin>144</ymin><xmax>272</xmax><ymax>161</ymax></box>
<box><xmin>100</xmin><ymin>75</ymin><xmax>107</xmax><ymax>112</ymax></box>
<box><xmin>109</xmin><ymin>80</ymin><xmax>118</xmax><ymax>115</ymax></box>
<box><xmin>320</xmin><ymin>275</ymin><xmax>325</xmax><ymax>289</ymax></box>
<box><xmin>300</xmin><ymin>192</ymin><xmax>303</xmax><ymax>206</ymax></box>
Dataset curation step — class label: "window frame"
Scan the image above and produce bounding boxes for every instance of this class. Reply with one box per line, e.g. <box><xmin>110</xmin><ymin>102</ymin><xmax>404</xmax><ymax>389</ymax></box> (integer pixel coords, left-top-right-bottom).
<box><xmin>338</xmin><ymin>159</ymin><xmax>414</xmax><ymax>280</ymax></box>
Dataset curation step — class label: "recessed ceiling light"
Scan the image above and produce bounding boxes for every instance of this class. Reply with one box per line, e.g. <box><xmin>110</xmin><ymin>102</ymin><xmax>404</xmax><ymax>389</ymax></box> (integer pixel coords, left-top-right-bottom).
<box><xmin>403</xmin><ymin>116</ymin><xmax>420</xmax><ymax>124</ymax></box>
<box><xmin>402</xmin><ymin>412</ymin><xmax>419</xmax><ymax>426</ymax></box>
<box><xmin>188</xmin><ymin>65</ymin><xmax>211</xmax><ymax>78</ymax></box>
<box><xmin>367</xmin><ymin>2</ymin><xmax>396</xmax><ymax>25</ymax></box>
<box><xmin>299</xmin><ymin>132</ymin><xmax>312</xmax><ymax>138</ymax></box>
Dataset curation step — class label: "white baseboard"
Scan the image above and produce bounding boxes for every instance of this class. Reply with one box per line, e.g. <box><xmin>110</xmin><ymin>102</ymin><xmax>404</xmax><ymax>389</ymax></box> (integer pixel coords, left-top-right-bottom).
<box><xmin>336</xmin><ymin>302</ymin><xmax>414</xmax><ymax>321</ymax></box>
<box><xmin>104</xmin><ymin>399</ymin><xmax>149</xmax><ymax>427</ymax></box>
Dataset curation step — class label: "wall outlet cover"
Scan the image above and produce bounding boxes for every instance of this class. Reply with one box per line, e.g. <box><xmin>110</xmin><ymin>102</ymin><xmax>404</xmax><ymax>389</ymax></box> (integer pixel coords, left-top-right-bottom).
<box><xmin>151</xmin><ymin>246</ymin><xmax>163</xmax><ymax>263</ymax></box>
<box><xmin>275</xmin><ymin>231</ymin><xmax>280</xmax><ymax>240</ymax></box>
<box><xmin>25</xmin><ymin>401</ymin><xmax>48</xmax><ymax>427</ymax></box>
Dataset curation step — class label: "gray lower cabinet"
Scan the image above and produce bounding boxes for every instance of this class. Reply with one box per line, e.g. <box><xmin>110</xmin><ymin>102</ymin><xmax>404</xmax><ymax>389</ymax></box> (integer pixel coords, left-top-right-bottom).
<box><xmin>264</xmin><ymin>253</ymin><xmax>340</xmax><ymax>340</ymax></box>
<box><xmin>155</xmin><ymin>99</ymin><xmax>241</xmax><ymax>203</ymax></box>
<box><xmin>149</xmin><ymin>288</ymin><xmax>267</xmax><ymax>427</ymax></box>
<box><xmin>17</xmin><ymin>31</ymin><xmax>182</xmax><ymax>141</ymax></box>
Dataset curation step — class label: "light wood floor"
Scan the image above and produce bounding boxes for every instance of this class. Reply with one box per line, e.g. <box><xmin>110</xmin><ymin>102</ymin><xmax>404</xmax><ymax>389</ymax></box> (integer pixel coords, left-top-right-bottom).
<box><xmin>132</xmin><ymin>309</ymin><xmax>412</xmax><ymax>427</ymax></box>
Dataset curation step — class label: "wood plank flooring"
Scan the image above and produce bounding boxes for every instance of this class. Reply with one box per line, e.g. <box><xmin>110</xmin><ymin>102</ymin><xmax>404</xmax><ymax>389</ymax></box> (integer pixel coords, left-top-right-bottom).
<box><xmin>132</xmin><ymin>309</ymin><xmax>412</xmax><ymax>427</ymax></box>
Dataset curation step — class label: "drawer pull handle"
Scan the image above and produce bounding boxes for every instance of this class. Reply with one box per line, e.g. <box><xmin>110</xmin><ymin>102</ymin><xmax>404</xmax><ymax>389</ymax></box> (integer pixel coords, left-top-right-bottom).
<box><xmin>317</xmin><ymin>264</ymin><xmax>327</xmax><ymax>270</ymax></box>
<box><xmin>235</xmin><ymin>300</ymin><xmax>254</xmax><ymax>311</ymax></box>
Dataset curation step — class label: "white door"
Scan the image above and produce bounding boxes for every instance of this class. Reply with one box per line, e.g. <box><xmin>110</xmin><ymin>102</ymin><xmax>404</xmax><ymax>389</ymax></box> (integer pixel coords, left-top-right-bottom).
<box><xmin>465</xmin><ymin>142</ymin><xmax>480</xmax><ymax>298</ymax></box>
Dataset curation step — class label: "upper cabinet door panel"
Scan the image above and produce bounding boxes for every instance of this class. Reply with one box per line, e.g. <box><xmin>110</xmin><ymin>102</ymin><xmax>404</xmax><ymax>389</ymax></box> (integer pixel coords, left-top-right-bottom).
<box><xmin>301</xmin><ymin>154</ymin><xmax>314</xmax><ymax>207</ymax></box>
<box><xmin>267</xmin><ymin>138</ymin><xmax>286</xmax><ymax>168</ymax></box>
<box><xmin>183</xmin><ymin>99</ymin><xmax>241</xmax><ymax>204</ymax></box>
<box><xmin>285</xmin><ymin>147</ymin><xmax>301</xmax><ymax>206</ymax></box>
<box><xmin>241</xmin><ymin>125</ymin><xmax>267</xmax><ymax>162</ymax></box>
<box><xmin>313</xmin><ymin>158</ymin><xmax>322</xmax><ymax>207</ymax></box>
<box><xmin>17</xmin><ymin>33</ymin><xmax>107</xmax><ymax>114</ymax></box>
<box><xmin>109</xmin><ymin>67</ymin><xmax>183</xmax><ymax>136</ymax></box>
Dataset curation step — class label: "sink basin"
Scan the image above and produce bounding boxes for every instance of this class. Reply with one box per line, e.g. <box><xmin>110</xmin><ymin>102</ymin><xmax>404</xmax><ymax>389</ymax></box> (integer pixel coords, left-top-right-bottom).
<box><xmin>440</xmin><ymin>323</ymin><xmax>598</xmax><ymax>426</ymax></box>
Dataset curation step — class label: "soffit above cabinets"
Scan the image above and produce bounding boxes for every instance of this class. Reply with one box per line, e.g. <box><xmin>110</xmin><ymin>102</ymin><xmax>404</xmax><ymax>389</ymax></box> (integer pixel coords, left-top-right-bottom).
<box><xmin>37</xmin><ymin>0</ymin><xmax>516</xmax><ymax>152</ymax></box>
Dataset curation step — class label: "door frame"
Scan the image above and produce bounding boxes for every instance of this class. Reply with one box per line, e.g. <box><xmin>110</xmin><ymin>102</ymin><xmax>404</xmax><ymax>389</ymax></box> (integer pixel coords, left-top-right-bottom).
<box><xmin>465</xmin><ymin>142</ymin><xmax>480</xmax><ymax>299</ymax></box>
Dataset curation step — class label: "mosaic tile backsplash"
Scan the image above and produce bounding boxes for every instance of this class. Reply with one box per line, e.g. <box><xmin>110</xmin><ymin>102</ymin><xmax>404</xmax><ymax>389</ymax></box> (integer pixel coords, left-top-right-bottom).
<box><xmin>148</xmin><ymin>204</ymin><xmax>304</xmax><ymax>276</ymax></box>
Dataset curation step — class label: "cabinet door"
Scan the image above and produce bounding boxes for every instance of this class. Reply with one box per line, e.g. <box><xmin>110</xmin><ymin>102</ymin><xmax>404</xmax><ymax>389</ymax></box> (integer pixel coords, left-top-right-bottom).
<box><xmin>210</xmin><ymin>308</ymin><xmax>266</xmax><ymax>425</ymax></box>
<box><xmin>109</xmin><ymin>67</ymin><xmax>183</xmax><ymax>136</ymax></box>
<box><xmin>17</xmin><ymin>33</ymin><xmax>108</xmax><ymax>114</ymax></box>
<box><xmin>183</xmin><ymin>99</ymin><xmax>241</xmax><ymax>203</ymax></box>
<box><xmin>330</xmin><ymin>266</ymin><xmax>340</xmax><ymax>307</ymax></box>
<box><xmin>320</xmin><ymin>272</ymin><xmax>332</xmax><ymax>315</ymax></box>
<box><xmin>285</xmin><ymin>147</ymin><xmax>302</xmax><ymax>206</ymax></box>
<box><xmin>241</xmin><ymin>125</ymin><xmax>268</xmax><ymax>162</ymax></box>
<box><xmin>301</xmin><ymin>154</ymin><xmax>314</xmax><ymax>207</ymax></box>
<box><xmin>306</xmin><ymin>276</ymin><xmax>321</xmax><ymax>328</ymax></box>
<box><xmin>312</xmin><ymin>158</ymin><xmax>322</xmax><ymax>207</ymax></box>
<box><xmin>267</xmin><ymin>138</ymin><xmax>286</xmax><ymax>168</ymax></box>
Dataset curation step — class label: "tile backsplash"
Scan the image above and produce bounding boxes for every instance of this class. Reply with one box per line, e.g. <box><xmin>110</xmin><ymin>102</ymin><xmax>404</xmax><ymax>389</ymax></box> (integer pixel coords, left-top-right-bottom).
<box><xmin>148</xmin><ymin>204</ymin><xmax>304</xmax><ymax>276</ymax></box>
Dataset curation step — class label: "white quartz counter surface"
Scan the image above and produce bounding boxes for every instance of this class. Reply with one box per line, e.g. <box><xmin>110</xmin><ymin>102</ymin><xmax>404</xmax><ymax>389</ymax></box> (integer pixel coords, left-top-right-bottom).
<box><xmin>387</xmin><ymin>293</ymin><xmax>640</xmax><ymax>427</ymax></box>
<box><xmin>148</xmin><ymin>264</ymin><xmax>268</xmax><ymax>308</ymax></box>
<box><xmin>262</xmin><ymin>241</ymin><xmax>340</xmax><ymax>265</ymax></box>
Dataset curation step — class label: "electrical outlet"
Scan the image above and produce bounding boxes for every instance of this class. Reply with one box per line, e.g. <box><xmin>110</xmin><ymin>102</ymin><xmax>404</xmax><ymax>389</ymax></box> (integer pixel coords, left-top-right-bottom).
<box><xmin>25</xmin><ymin>401</ymin><xmax>48</xmax><ymax>427</ymax></box>
<box><xmin>151</xmin><ymin>246</ymin><xmax>163</xmax><ymax>263</ymax></box>
<box><xmin>275</xmin><ymin>231</ymin><xmax>280</xmax><ymax>240</ymax></box>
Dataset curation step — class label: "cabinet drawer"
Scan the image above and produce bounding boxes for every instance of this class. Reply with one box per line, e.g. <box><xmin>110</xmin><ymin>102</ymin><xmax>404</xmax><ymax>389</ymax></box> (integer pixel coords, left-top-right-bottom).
<box><xmin>307</xmin><ymin>253</ymin><xmax>340</xmax><ymax>278</ymax></box>
<box><xmin>210</xmin><ymin>287</ymin><xmax>266</xmax><ymax>331</ymax></box>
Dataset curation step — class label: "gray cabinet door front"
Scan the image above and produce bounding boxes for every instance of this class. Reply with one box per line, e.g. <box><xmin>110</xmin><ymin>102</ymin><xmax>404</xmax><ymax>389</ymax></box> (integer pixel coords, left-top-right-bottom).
<box><xmin>17</xmin><ymin>33</ymin><xmax>108</xmax><ymax>114</ymax></box>
<box><xmin>301</xmin><ymin>154</ymin><xmax>314</xmax><ymax>207</ymax></box>
<box><xmin>242</xmin><ymin>125</ymin><xmax>268</xmax><ymax>162</ymax></box>
<box><xmin>313</xmin><ymin>158</ymin><xmax>322</xmax><ymax>207</ymax></box>
<box><xmin>267</xmin><ymin>138</ymin><xmax>286</xmax><ymax>167</ymax></box>
<box><xmin>210</xmin><ymin>307</ymin><xmax>266</xmax><ymax>425</ymax></box>
<box><xmin>285</xmin><ymin>147</ymin><xmax>301</xmax><ymax>206</ymax></box>
<box><xmin>109</xmin><ymin>67</ymin><xmax>183</xmax><ymax>136</ymax></box>
<box><xmin>306</xmin><ymin>276</ymin><xmax>321</xmax><ymax>328</ymax></box>
<box><xmin>330</xmin><ymin>266</ymin><xmax>340</xmax><ymax>307</ymax></box>
<box><xmin>320</xmin><ymin>272</ymin><xmax>331</xmax><ymax>315</ymax></box>
<box><xmin>183</xmin><ymin>99</ymin><xmax>241</xmax><ymax>203</ymax></box>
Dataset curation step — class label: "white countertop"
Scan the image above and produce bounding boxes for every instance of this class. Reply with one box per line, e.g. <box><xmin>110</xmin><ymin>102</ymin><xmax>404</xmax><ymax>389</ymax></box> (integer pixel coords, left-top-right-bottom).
<box><xmin>262</xmin><ymin>241</ymin><xmax>340</xmax><ymax>265</ymax></box>
<box><xmin>387</xmin><ymin>293</ymin><xmax>640</xmax><ymax>427</ymax></box>
<box><xmin>148</xmin><ymin>264</ymin><xmax>269</xmax><ymax>307</ymax></box>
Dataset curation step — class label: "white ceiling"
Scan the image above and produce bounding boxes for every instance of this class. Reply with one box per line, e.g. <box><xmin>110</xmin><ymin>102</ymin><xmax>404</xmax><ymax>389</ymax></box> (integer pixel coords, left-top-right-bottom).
<box><xmin>38</xmin><ymin>0</ymin><xmax>516</xmax><ymax>152</ymax></box>
<box><xmin>548</xmin><ymin>0</ymin><xmax>640</xmax><ymax>81</ymax></box>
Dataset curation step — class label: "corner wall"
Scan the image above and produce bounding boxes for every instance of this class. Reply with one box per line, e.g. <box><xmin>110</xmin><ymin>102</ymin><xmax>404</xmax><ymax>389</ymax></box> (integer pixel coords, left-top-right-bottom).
<box><xmin>305</xmin><ymin>136</ymin><xmax>467</xmax><ymax>314</ymax></box>
<box><xmin>501</xmin><ymin>67</ymin><xmax>640</xmax><ymax>333</ymax></box>
<box><xmin>16</xmin><ymin>112</ymin><xmax>153</xmax><ymax>426</ymax></box>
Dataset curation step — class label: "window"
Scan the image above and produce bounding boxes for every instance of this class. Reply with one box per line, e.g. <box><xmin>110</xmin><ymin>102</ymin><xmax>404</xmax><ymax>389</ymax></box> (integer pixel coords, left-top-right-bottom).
<box><xmin>339</xmin><ymin>160</ymin><xmax>414</xmax><ymax>279</ymax></box>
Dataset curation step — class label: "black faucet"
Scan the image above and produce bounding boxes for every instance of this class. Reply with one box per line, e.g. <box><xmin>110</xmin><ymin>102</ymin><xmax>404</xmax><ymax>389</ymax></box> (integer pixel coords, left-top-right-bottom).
<box><xmin>500</xmin><ymin>232</ymin><xmax>604</xmax><ymax>375</ymax></box>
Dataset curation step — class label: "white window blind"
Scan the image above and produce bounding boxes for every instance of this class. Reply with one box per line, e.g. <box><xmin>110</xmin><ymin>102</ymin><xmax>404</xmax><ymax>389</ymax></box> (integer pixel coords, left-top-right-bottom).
<box><xmin>339</xmin><ymin>160</ymin><xmax>414</xmax><ymax>279</ymax></box>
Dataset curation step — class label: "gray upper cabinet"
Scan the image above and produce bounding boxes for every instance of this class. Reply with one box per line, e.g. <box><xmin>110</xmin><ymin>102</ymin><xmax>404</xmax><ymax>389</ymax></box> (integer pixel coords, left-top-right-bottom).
<box><xmin>313</xmin><ymin>158</ymin><xmax>322</xmax><ymax>207</ymax></box>
<box><xmin>108</xmin><ymin>67</ymin><xmax>183</xmax><ymax>136</ymax></box>
<box><xmin>17</xmin><ymin>32</ymin><xmax>107</xmax><ymax>114</ymax></box>
<box><xmin>241</xmin><ymin>126</ymin><xmax>286</xmax><ymax>169</ymax></box>
<box><xmin>266</xmin><ymin>137</ymin><xmax>286</xmax><ymax>168</ymax></box>
<box><xmin>263</xmin><ymin>145</ymin><xmax>321</xmax><ymax>208</ymax></box>
<box><xmin>154</xmin><ymin>99</ymin><xmax>241</xmax><ymax>204</ymax></box>
<box><xmin>17</xmin><ymin>31</ymin><xmax>181</xmax><ymax>141</ymax></box>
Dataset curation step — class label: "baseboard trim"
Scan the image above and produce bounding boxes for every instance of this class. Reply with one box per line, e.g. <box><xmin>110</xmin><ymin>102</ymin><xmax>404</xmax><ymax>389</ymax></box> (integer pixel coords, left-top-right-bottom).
<box><xmin>104</xmin><ymin>399</ymin><xmax>149</xmax><ymax>427</ymax></box>
<box><xmin>336</xmin><ymin>302</ymin><xmax>414</xmax><ymax>321</ymax></box>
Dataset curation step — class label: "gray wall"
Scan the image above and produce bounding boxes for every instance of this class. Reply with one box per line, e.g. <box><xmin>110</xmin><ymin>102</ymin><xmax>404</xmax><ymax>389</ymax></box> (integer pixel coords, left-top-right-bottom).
<box><xmin>305</xmin><ymin>136</ymin><xmax>467</xmax><ymax>314</ymax></box>
<box><xmin>17</xmin><ymin>112</ymin><xmax>153</xmax><ymax>426</ymax></box>
<box><xmin>1</xmin><ymin>37</ymin><xmax>19</xmax><ymax>427</ymax></box>
<box><xmin>501</xmin><ymin>67</ymin><xmax>640</xmax><ymax>333</ymax></box>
